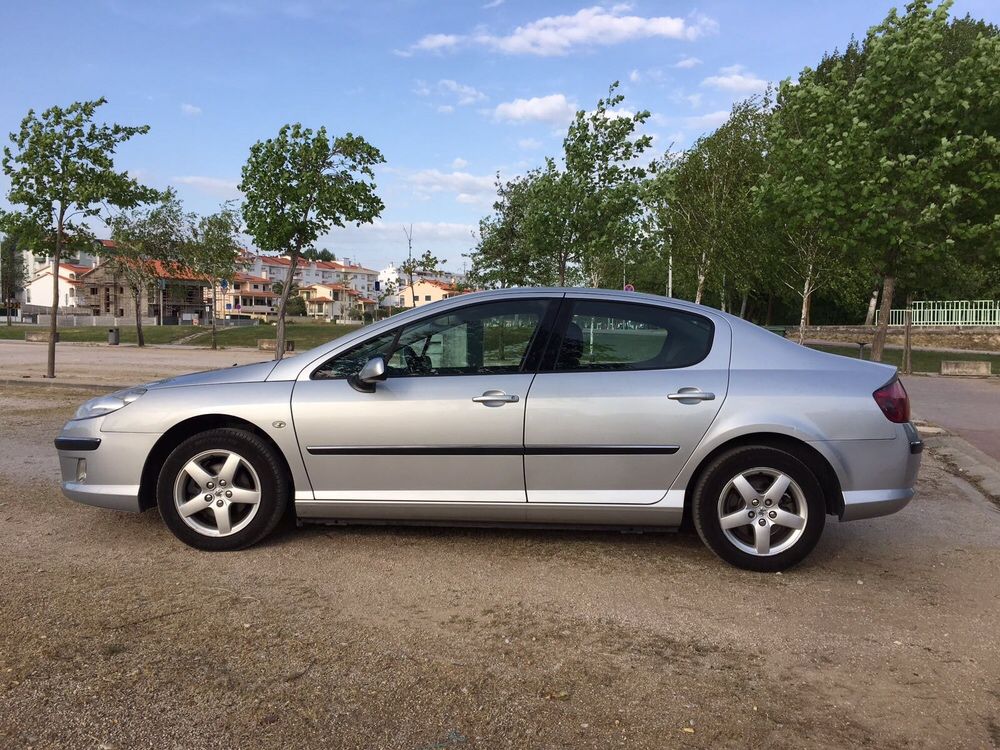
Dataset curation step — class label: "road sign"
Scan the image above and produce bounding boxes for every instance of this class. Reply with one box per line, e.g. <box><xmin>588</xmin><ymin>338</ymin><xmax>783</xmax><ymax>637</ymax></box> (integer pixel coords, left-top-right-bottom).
<box><xmin>623</xmin><ymin>283</ymin><xmax>635</xmax><ymax>292</ymax></box>
<box><xmin>225</xmin><ymin>303</ymin><xmax>232</xmax><ymax>310</ymax></box>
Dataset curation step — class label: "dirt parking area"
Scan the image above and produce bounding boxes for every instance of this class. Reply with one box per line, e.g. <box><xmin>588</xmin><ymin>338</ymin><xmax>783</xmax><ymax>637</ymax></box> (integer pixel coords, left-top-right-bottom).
<box><xmin>1</xmin><ymin>383</ymin><xmax>998</xmax><ymax>749</ymax></box>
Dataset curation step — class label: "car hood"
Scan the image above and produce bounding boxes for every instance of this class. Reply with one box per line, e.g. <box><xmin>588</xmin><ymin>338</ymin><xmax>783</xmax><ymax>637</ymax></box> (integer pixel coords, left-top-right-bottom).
<box><xmin>146</xmin><ymin>360</ymin><xmax>279</xmax><ymax>389</ymax></box>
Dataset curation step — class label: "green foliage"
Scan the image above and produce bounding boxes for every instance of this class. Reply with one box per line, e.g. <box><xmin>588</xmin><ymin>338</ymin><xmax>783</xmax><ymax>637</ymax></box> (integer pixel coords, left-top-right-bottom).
<box><xmin>1</xmin><ymin>98</ymin><xmax>156</xmax><ymax>374</ymax></box>
<box><xmin>240</xmin><ymin>123</ymin><xmax>384</xmax><ymax>358</ymax></box>
<box><xmin>285</xmin><ymin>294</ymin><xmax>307</xmax><ymax>316</ymax></box>
<box><xmin>107</xmin><ymin>192</ymin><xmax>192</xmax><ymax>346</ymax></box>
<box><xmin>470</xmin><ymin>82</ymin><xmax>652</xmax><ymax>289</ymax></box>
<box><xmin>468</xmin><ymin>3</ymin><xmax>998</xmax><ymax>335</ymax></box>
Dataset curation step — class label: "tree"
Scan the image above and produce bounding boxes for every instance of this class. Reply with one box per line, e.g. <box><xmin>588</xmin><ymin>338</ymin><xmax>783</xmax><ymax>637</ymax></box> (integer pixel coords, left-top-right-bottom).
<box><xmin>470</xmin><ymin>83</ymin><xmax>652</xmax><ymax>290</ymax></box>
<box><xmin>107</xmin><ymin>193</ymin><xmax>189</xmax><ymax>347</ymax></box>
<box><xmin>661</xmin><ymin>97</ymin><xmax>774</xmax><ymax>307</ymax></box>
<box><xmin>819</xmin><ymin>1</ymin><xmax>999</xmax><ymax>359</ymax></box>
<box><xmin>1</xmin><ymin>230</ymin><xmax>29</xmax><ymax>325</ymax></box>
<box><xmin>399</xmin><ymin>249</ymin><xmax>439</xmax><ymax>306</ymax></box>
<box><xmin>189</xmin><ymin>202</ymin><xmax>243</xmax><ymax>349</ymax></box>
<box><xmin>240</xmin><ymin>123</ymin><xmax>384</xmax><ymax>360</ymax></box>
<box><xmin>0</xmin><ymin>98</ymin><xmax>155</xmax><ymax>377</ymax></box>
<box><xmin>562</xmin><ymin>81</ymin><xmax>652</xmax><ymax>288</ymax></box>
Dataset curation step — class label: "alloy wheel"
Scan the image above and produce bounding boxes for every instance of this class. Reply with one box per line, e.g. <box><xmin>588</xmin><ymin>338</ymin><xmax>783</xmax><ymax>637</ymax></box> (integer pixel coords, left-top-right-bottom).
<box><xmin>716</xmin><ymin>467</ymin><xmax>808</xmax><ymax>556</ymax></box>
<box><xmin>172</xmin><ymin>449</ymin><xmax>262</xmax><ymax>537</ymax></box>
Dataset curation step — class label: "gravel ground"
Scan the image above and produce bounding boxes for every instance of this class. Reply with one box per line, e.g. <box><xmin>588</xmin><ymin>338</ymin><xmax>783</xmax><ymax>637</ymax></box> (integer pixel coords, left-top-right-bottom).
<box><xmin>1</xmin><ymin>383</ymin><xmax>998</xmax><ymax>749</ymax></box>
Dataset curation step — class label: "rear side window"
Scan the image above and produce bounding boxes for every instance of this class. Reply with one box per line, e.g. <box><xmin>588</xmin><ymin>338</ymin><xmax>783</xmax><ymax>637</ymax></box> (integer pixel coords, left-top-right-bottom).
<box><xmin>551</xmin><ymin>300</ymin><xmax>713</xmax><ymax>372</ymax></box>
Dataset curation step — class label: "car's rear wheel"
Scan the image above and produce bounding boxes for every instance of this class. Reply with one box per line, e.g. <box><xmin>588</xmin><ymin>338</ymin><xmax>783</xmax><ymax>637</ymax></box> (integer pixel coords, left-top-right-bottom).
<box><xmin>692</xmin><ymin>446</ymin><xmax>826</xmax><ymax>572</ymax></box>
<box><xmin>156</xmin><ymin>428</ymin><xmax>290</xmax><ymax>551</ymax></box>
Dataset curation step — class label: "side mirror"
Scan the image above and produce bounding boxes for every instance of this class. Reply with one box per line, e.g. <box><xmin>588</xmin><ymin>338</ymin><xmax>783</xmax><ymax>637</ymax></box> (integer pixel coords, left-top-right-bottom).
<box><xmin>350</xmin><ymin>355</ymin><xmax>387</xmax><ymax>393</ymax></box>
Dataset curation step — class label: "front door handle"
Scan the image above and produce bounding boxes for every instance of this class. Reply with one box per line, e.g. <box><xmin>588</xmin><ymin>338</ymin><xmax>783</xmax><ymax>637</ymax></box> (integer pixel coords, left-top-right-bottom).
<box><xmin>667</xmin><ymin>388</ymin><xmax>716</xmax><ymax>401</ymax></box>
<box><xmin>472</xmin><ymin>390</ymin><xmax>519</xmax><ymax>406</ymax></box>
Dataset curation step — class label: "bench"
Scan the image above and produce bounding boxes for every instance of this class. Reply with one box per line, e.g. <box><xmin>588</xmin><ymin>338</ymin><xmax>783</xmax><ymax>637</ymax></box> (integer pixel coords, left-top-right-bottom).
<box><xmin>24</xmin><ymin>331</ymin><xmax>59</xmax><ymax>343</ymax></box>
<box><xmin>258</xmin><ymin>339</ymin><xmax>295</xmax><ymax>353</ymax></box>
<box><xmin>940</xmin><ymin>360</ymin><xmax>991</xmax><ymax>377</ymax></box>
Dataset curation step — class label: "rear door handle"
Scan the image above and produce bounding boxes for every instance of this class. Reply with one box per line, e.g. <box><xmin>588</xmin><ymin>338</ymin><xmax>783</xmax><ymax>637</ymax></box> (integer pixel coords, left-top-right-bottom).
<box><xmin>472</xmin><ymin>390</ymin><xmax>519</xmax><ymax>405</ymax></box>
<box><xmin>668</xmin><ymin>388</ymin><xmax>716</xmax><ymax>401</ymax></box>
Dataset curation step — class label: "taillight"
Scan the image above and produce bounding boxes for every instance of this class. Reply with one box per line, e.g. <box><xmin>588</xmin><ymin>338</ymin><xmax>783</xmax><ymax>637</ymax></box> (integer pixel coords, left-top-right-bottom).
<box><xmin>873</xmin><ymin>378</ymin><xmax>910</xmax><ymax>423</ymax></box>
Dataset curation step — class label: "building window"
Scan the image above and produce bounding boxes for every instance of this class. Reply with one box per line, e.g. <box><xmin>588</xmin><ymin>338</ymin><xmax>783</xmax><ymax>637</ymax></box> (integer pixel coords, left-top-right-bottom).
<box><xmin>90</xmin><ymin>287</ymin><xmax>98</xmax><ymax>295</ymax></box>
<box><xmin>424</xmin><ymin>295</ymin><xmax>432</xmax><ymax>301</ymax></box>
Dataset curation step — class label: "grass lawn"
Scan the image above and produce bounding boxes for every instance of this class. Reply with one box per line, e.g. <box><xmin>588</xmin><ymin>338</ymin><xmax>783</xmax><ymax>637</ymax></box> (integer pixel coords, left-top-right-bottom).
<box><xmin>808</xmin><ymin>343</ymin><xmax>1000</xmax><ymax>374</ymax></box>
<box><xmin>0</xmin><ymin>321</ymin><xmax>362</xmax><ymax>349</ymax></box>
<box><xmin>0</xmin><ymin>324</ymin><xmax>201</xmax><ymax>345</ymax></box>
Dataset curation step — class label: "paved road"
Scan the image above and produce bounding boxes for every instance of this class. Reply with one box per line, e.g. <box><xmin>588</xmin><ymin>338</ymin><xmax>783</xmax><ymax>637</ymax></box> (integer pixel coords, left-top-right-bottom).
<box><xmin>0</xmin><ymin>340</ymin><xmax>272</xmax><ymax>386</ymax></box>
<box><xmin>902</xmin><ymin>375</ymin><xmax>1000</xmax><ymax>461</ymax></box>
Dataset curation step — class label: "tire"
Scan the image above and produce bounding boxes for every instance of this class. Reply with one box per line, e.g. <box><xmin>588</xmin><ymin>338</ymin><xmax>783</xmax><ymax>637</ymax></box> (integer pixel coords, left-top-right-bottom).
<box><xmin>691</xmin><ymin>445</ymin><xmax>826</xmax><ymax>572</ymax></box>
<box><xmin>156</xmin><ymin>428</ymin><xmax>291</xmax><ymax>551</ymax></box>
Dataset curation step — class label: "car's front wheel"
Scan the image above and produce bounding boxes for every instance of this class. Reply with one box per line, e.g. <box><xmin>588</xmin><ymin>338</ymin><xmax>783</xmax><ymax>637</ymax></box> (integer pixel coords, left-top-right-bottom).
<box><xmin>156</xmin><ymin>428</ymin><xmax>290</xmax><ymax>551</ymax></box>
<box><xmin>691</xmin><ymin>445</ymin><xmax>826</xmax><ymax>572</ymax></box>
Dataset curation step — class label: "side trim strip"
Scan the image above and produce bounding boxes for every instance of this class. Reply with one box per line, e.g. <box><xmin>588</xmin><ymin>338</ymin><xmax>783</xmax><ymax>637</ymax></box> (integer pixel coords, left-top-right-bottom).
<box><xmin>306</xmin><ymin>444</ymin><xmax>680</xmax><ymax>456</ymax></box>
<box><xmin>54</xmin><ymin>437</ymin><xmax>102</xmax><ymax>452</ymax></box>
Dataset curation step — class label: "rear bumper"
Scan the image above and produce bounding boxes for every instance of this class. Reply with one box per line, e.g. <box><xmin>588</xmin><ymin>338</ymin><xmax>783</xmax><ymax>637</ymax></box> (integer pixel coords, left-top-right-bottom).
<box><xmin>823</xmin><ymin>422</ymin><xmax>922</xmax><ymax>522</ymax></box>
<box><xmin>840</xmin><ymin>488</ymin><xmax>914</xmax><ymax>521</ymax></box>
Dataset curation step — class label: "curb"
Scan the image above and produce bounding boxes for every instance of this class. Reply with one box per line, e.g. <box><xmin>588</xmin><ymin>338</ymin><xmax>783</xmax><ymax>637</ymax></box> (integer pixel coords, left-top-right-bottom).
<box><xmin>916</xmin><ymin>423</ymin><xmax>1000</xmax><ymax>504</ymax></box>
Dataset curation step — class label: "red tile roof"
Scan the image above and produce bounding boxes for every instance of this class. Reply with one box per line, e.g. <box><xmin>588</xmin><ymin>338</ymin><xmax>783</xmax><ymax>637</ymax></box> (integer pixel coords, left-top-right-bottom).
<box><xmin>307</xmin><ymin>296</ymin><xmax>334</xmax><ymax>304</ymax></box>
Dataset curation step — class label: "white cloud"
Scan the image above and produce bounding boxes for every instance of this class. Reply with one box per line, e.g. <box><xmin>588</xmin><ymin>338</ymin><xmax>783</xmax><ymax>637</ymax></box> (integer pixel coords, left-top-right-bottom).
<box><xmin>409</xmin><ymin>33</ymin><xmax>461</xmax><ymax>53</ymax></box>
<box><xmin>701</xmin><ymin>64</ymin><xmax>768</xmax><ymax>94</ymax></box>
<box><xmin>686</xmin><ymin>93</ymin><xmax>702</xmax><ymax>108</ymax></box>
<box><xmin>674</xmin><ymin>56</ymin><xmax>702</xmax><ymax>69</ymax></box>
<box><xmin>405</xmin><ymin>169</ymin><xmax>496</xmax><ymax>204</ymax></box>
<box><xmin>406</xmin><ymin>6</ymin><xmax>717</xmax><ymax>57</ymax></box>
<box><xmin>494</xmin><ymin>93</ymin><xmax>577</xmax><ymax>124</ymax></box>
<box><xmin>629</xmin><ymin>68</ymin><xmax>641</xmax><ymax>83</ymax></box>
<box><xmin>452</xmin><ymin>157</ymin><xmax>469</xmax><ymax>169</ymax></box>
<box><xmin>437</xmin><ymin>104</ymin><xmax>455</xmax><ymax>114</ymax></box>
<box><xmin>438</xmin><ymin>79</ymin><xmax>487</xmax><ymax>105</ymax></box>
<box><xmin>173</xmin><ymin>175</ymin><xmax>240</xmax><ymax>198</ymax></box>
<box><xmin>517</xmin><ymin>137</ymin><xmax>542</xmax><ymax>150</ymax></box>
<box><xmin>180</xmin><ymin>103</ymin><xmax>202</xmax><ymax>116</ymax></box>
<box><xmin>684</xmin><ymin>110</ymin><xmax>729</xmax><ymax>130</ymax></box>
<box><xmin>483</xmin><ymin>0</ymin><xmax>504</xmax><ymax>7</ymax></box>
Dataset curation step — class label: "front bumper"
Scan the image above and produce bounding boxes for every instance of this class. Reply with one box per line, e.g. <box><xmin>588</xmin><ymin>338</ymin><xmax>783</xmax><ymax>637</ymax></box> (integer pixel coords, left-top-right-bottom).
<box><xmin>55</xmin><ymin>418</ymin><xmax>159</xmax><ymax>513</ymax></box>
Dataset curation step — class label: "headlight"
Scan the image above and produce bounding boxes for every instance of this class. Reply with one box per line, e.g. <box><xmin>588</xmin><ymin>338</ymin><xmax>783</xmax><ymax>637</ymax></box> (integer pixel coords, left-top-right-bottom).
<box><xmin>72</xmin><ymin>387</ymin><xmax>147</xmax><ymax>420</ymax></box>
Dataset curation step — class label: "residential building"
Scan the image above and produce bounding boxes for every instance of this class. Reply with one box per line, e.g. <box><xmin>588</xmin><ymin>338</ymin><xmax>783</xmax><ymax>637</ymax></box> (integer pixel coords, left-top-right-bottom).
<box><xmin>397</xmin><ymin>278</ymin><xmax>465</xmax><ymax>308</ymax></box>
<box><xmin>212</xmin><ymin>273</ymin><xmax>276</xmax><ymax>321</ymax></box>
<box><xmin>242</xmin><ymin>253</ymin><xmax>379</xmax><ymax>302</ymax></box>
<box><xmin>378</xmin><ymin>262</ymin><xmax>467</xmax><ymax>307</ymax></box>
<box><xmin>77</xmin><ymin>260</ymin><xmax>210</xmax><ymax>323</ymax></box>
<box><xmin>299</xmin><ymin>282</ymin><xmax>376</xmax><ymax>321</ymax></box>
<box><xmin>23</xmin><ymin>263</ymin><xmax>92</xmax><ymax>308</ymax></box>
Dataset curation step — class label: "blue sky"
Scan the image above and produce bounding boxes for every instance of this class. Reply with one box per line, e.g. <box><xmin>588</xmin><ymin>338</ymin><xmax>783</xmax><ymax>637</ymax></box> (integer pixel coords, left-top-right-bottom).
<box><xmin>1</xmin><ymin>0</ymin><xmax>996</xmax><ymax>272</ymax></box>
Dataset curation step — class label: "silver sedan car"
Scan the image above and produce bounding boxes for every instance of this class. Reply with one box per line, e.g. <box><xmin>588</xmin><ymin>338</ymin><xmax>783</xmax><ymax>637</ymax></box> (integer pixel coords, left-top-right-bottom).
<box><xmin>55</xmin><ymin>288</ymin><xmax>922</xmax><ymax>571</ymax></box>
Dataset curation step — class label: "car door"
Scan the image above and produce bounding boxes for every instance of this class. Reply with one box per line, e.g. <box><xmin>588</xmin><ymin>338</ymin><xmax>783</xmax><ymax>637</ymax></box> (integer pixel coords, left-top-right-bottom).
<box><xmin>523</xmin><ymin>296</ymin><xmax>730</xmax><ymax>504</ymax></box>
<box><xmin>291</xmin><ymin>297</ymin><xmax>557</xmax><ymax>504</ymax></box>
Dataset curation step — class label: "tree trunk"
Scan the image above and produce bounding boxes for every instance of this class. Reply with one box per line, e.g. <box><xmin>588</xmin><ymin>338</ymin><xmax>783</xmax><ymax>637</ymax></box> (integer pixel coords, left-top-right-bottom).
<box><xmin>275</xmin><ymin>254</ymin><xmax>297</xmax><ymax>361</ymax></box>
<box><xmin>765</xmin><ymin>293</ymin><xmax>774</xmax><ymax>326</ymax></box>
<box><xmin>903</xmin><ymin>292</ymin><xmax>913</xmax><ymax>375</ymax></box>
<box><xmin>211</xmin><ymin>283</ymin><xmax>218</xmax><ymax>350</ymax></box>
<box><xmin>47</xmin><ymin>206</ymin><xmax>64</xmax><ymax>378</ymax></box>
<box><xmin>871</xmin><ymin>273</ymin><xmax>896</xmax><ymax>362</ymax></box>
<box><xmin>739</xmin><ymin>291</ymin><xmax>749</xmax><ymax>319</ymax></box>
<box><xmin>695</xmin><ymin>250</ymin><xmax>709</xmax><ymax>305</ymax></box>
<box><xmin>797</xmin><ymin>264</ymin><xmax>814</xmax><ymax>345</ymax></box>
<box><xmin>133</xmin><ymin>286</ymin><xmax>145</xmax><ymax>347</ymax></box>
<box><xmin>803</xmin><ymin>290</ymin><xmax>812</xmax><ymax>327</ymax></box>
<box><xmin>864</xmin><ymin>284</ymin><xmax>879</xmax><ymax>326</ymax></box>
